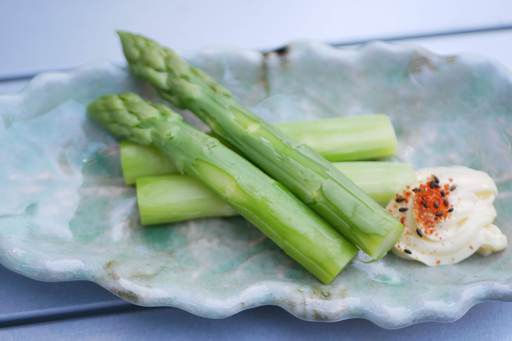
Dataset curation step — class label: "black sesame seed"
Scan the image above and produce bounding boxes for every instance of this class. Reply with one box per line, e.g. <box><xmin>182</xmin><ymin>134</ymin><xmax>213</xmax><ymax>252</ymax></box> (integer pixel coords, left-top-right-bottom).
<box><xmin>412</xmin><ymin>187</ymin><xmax>420</xmax><ymax>193</ymax></box>
<box><xmin>429</xmin><ymin>181</ymin><xmax>440</xmax><ymax>189</ymax></box>
<box><xmin>443</xmin><ymin>199</ymin><xmax>449</xmax><ymax>206</ymax></box>
<box><xmin>416</xmin><ymin>228</ymin><xmax>423</xmax><ymax>237</ymax></box>
<box><xmin>404</xmin><ymin>249</ymin><xmax>412</xmax><ymax>255</ymax></box>
<box><xmin>422</xmin><ymin>201</ymin><xmax>428</xmax><ymax>208</ymax></box>
<box><xmin>395</xmin><ymin>195</ymin><xmax>405</xmax><ymax>203</ymax></box>
<box><xmin>399</xmin><ymin>207</ymin><xmax>408</xmax><ymax>212</ymax></box>
<box><xmin>435</xmin><ymin>211</ymin><xmax>443</xmax><ymax>217</ymax></box>
<box><xmin>450</xmin><ymin>185</ymin><xmax>457</xmax><ymax>191</ymax></box>
<box><xmin>448</xmin><ymin>207</ymin><xmax>454</xmax><ymax>213</ymax></box>
<box><xmin>432</xmin><ymin>175</ymin><xmax>440</xmax><ymax>184</ymax></box>
<box><xmin>433</xmin><ymin>201</ymin><xmax>439</xmax><ymax>209</ymax></box>
<box><xmin>440</xmin><ymin>190</ymin><xmax>446</xmax><ymax>197</ymax></box>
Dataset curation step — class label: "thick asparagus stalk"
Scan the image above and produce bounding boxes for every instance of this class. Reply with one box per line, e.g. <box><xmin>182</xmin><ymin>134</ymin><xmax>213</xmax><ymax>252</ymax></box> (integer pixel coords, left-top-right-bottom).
<box><xmin>120</xmin><ymin>114</ymin><xmax>397</xmax><ymax>184</ymax></box>
<box><xmin>136</xmin><ymin>162</ymin><xmax>416</xmax><ymax>225</ymax></box>
<box><xmin>118</xmin><ymin>32</ymin><xmax>403</xmax><ymax>259</ymax></box>
<box><xmin>278</xmin><ymin>115</ymin><xmax>397</xmax><ymax>162</ymax></box>
<box><xmin>88</xmin><ymin>93</ymin><xmax>357</xmax><ymax>284</ymax></box>
<box><xmin>121</xmin><ymin>141</ymin><xmax>177</xmax><ymax>184</ymax></box>
<box><xmin>332</xmin><ymin>162</ymin><xmax>416</xmax><ymax>205</ymax></box>
<box><xmin>137</xmin><ymin>175</ymin><xmax>236</xmax><ymax>225</ymax></box>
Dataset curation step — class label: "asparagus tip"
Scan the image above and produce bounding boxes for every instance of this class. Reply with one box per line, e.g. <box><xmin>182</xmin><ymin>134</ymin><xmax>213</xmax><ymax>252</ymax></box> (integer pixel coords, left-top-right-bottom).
<box><xmin>87</xmin><ymin>93</ymin><xmax>159</xmax><ymax>145</ymax></box>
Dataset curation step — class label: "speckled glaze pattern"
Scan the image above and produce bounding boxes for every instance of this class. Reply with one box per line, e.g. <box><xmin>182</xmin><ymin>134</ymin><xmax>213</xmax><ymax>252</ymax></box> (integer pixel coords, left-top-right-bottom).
<box><xmin>1</xmin><ymin>42</ymin><xmax>511</xmax><ymax>328</ymax></box>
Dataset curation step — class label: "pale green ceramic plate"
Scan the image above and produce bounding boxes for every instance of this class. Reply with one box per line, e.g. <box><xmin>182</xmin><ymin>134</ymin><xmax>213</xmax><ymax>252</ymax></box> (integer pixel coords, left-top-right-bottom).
<box><xmin>1</xmin><ymin>42</ymin><xmax>511</xmax><ymax>328</ymax></box>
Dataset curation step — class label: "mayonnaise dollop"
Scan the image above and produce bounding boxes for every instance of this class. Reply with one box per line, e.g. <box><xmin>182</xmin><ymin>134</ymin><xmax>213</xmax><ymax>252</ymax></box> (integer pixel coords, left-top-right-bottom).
<box><xmin>388</xmin><ymin>166</ymin><xmax>507</xmax><ymax>266</ymax></box>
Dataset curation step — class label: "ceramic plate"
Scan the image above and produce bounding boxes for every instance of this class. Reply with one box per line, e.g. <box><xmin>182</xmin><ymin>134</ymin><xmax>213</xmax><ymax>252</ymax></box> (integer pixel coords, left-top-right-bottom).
<box><xmin>1</xmin><ymin>42</ymin><xmax>511</xmax><ymax>328</ymax></box>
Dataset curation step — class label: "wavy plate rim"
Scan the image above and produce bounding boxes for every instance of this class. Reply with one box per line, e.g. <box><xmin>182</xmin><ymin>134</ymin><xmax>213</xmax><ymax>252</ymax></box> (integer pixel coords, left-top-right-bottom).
<box><xmin>1</xmin><ymin>41</ymin><xmax>512</xmax><ymax>328</ymax></box>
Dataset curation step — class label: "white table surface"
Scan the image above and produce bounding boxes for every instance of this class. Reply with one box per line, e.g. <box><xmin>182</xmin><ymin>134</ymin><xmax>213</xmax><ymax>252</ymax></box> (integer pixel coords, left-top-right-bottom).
<box><xmin>1</xmin><ymin>1</ymin><xmax>512</xmax><ymax>339</ymax></box>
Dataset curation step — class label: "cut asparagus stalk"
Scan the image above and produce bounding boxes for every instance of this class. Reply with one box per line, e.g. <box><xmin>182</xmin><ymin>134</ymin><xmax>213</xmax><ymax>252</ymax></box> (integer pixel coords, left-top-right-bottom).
<box><xmin>121</xmin><ymin>141</ymin><xmax>177</xmax><ymax>184</ymax></box>
<box><xmin>136</xmin><ymin>162</ymin><xmax>416</xmax><ymax>225</ymax></box>
<box><xmin>118</xmin><ymin>32</ymin><xmax>403</xmax><ymax>259</ymax></box>
<box><xmin>88</xmin><ymin>93</ymin><xmax>357</xmax><ymax>284</ymax></box>
<box><xmin>333</xmin><ymin>162</ymin><xmax>416</xmax><ymax>206</ymax></box>
<box><xmin>137</xmin><ymin>175</ymin><xmax>237</xmax><ymax>225</ymax></box>
<box><xmin>120</xmin><ymin>114</ymin><xmax>397</xmax><ymax>184</ymax></box>
<box><xmin>278</xmin><ymin>115</ymin><xmax>397</xmax><ymax>162</ymax></box>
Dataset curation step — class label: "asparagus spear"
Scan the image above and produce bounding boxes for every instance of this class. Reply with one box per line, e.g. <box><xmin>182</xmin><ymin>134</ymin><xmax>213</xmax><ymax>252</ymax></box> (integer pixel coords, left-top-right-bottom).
<box><xmin>278</xmin><ymin>115</ymin><xmax>397</xmax><ymax>162</ymax></box>
<box><xmin>120</xmin><ymin>114</ymin><xmax>397</xmax><ymax>184</ymax></box>
<box><xmin>118</xmin><ymin>32</ymin><xmax>403</xmax><ymax>259</ymax></box>
<box><xmin>136</xmin><ymin>162</ymin><xmax>416</xmax><ymax>225</ymax></box>
<box><xmin>137</xmin><ymin>175</ymin><xmax>236</xmax><ymax>225</ymax></box>
<box><xmin>332</xmin><ymin>162</ymin><xmax>416</xmax><ymax>205</ymax></box>
<box><xmin>121</xmin><ymin>141</ymin><xmax>177</xmax><ymax>184</ymax></box>
<box><xmin>88</xmin><ymin>93</ymin><xmax>357</xmax><ymax>284</ymax></box>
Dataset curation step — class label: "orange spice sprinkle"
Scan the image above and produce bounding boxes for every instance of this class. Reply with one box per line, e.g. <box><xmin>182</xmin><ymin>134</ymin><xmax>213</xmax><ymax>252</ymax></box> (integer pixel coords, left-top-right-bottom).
<box><xmin>392</xmin><ymin>175</ymin><xmax>456</xmax><ymax>236</ymax></box>
<box><xmin>413</xmin><ymin>175</ymin><xmax>454</xmax><ymax>235</ymax></box>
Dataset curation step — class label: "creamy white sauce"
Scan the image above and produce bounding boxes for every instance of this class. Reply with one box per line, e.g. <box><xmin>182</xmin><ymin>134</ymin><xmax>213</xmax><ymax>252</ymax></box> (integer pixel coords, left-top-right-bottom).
<box><xmin>388</xmin><ymin>166</ymin><xmax>507</xmax><ymax>266</ymax></box>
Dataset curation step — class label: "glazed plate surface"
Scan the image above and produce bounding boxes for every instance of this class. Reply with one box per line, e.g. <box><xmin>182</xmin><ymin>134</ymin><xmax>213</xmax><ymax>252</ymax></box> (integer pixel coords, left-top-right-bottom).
<box><xmin>1</xmin><ymin>42</ymin><xmax>511</xmax><ymax>328</ymax></box>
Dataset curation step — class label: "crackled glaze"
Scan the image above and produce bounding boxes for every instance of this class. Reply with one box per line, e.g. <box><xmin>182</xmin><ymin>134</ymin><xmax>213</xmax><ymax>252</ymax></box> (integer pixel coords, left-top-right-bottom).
<box><xmin>1</xmin><ymin>42</ymin><xmax>511</xmax><ymax>328</ymax></box>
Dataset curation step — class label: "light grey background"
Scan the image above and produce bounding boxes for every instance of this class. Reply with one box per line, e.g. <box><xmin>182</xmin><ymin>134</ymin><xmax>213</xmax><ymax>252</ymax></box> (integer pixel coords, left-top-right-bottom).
<box><xmin>1</xmin><ymin>1</ymin><xmax>512</xmax><ymax>339</ymax></box>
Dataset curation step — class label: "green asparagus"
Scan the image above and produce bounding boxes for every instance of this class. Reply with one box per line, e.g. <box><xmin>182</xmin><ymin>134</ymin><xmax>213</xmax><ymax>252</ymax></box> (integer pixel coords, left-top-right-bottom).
<box><xmin>121</xmin><ymin>141</ymin><xmax>177</xmax><ymax>184</ymax></box>
<box><xmin>278</xmin><ymin>115</ymin><xmax>397</xmax><ymax>162</ymax></box>
<box><xmin>88</xmin><ymin>93</ymin><xmax>357</xmax><ymax>284</ymax></box>
<box><xmin>120</xmin><ymin>114</ymin><xmax>397</xmax><ymax>184</ymax></box>
<box><xmin>137</xmin><ymin>175</ymin><xmax>236</xmax><ymax>225</ymax></box>
<box><xmin>136</xmin><ymin>162</ymin><xmax>416</xmax><ymax>225</ymax></box>
<box><xmin>118</xmin><ymin>32</ymin><xmax>403</xmax><ymax>259</ymax></box>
